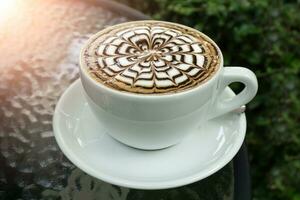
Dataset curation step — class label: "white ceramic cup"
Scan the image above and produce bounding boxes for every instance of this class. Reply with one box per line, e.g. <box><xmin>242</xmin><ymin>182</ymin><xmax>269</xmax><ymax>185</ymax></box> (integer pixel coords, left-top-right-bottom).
<box><xmin>79</xmin><ymin>22</ymin><xmax>258</xmax><ymax>150</ymax></box>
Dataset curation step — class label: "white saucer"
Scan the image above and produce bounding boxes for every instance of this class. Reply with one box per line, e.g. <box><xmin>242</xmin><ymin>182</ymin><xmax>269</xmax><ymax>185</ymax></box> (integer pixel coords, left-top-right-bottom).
<box><xmin>53</xmin><ymin>79</ymin><xmax>246</xmax><ymax>190</ymax></box>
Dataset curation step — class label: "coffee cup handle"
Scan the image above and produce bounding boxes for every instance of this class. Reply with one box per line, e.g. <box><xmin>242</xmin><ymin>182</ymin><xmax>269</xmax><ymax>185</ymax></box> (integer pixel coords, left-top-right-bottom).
<box><xmin>209</xmin><ymin>66</ymin><xmax>258</xmax><ymax>119</ymax></box>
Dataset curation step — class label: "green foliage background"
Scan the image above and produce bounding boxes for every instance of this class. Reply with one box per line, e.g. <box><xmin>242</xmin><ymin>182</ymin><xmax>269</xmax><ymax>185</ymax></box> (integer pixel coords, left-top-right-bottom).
<box><xmin>116</xmin><ymin>0</ymin><xmax>300</xmax><ymax>199</ymax></box>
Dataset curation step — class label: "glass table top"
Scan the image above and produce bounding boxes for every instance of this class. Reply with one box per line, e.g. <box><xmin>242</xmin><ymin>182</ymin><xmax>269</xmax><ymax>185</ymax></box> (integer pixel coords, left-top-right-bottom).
<box><xmin>0</xmin><ymin>0</ymin><xmax>233</xmax><ymax>199</ymax></box>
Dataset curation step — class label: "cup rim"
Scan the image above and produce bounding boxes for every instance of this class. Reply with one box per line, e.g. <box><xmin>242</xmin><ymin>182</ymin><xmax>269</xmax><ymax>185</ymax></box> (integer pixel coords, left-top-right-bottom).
<box><xmin>79</xmin><ymin>20</ymin><xmax>224</xmax><ymax>99</ymax></box>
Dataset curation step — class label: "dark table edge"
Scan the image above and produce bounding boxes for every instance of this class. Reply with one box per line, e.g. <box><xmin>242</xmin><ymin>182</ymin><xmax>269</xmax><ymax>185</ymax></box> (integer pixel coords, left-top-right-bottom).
<box><xmin>86</xmin><ymin>0</ymin><xmax>151</xmax><ymax>20</ymax></box>
<box><xmin>81</xmin><ymin>1</ymin><xmax>252</xmax><ymax>199</ymax></box>
<box><xmin>233</xmin><ymin>143</ymin><xmax>251</xmax><ymax>200</ymax></box>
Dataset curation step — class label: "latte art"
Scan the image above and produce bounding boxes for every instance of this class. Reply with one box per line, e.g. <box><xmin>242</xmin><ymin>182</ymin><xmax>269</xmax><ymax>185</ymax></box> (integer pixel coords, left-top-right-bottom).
<box><xmin>82</xmin><ymin>21</ymin><xmax>220</xmax><ymax>94</ymax></box>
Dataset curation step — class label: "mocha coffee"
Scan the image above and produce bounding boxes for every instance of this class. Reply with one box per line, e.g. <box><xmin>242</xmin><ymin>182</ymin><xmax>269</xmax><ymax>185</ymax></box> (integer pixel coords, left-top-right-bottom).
<box><xmin>81</xmin><ymin>21</ymin><xmax>221</xmax><ymax>94</ymax></box>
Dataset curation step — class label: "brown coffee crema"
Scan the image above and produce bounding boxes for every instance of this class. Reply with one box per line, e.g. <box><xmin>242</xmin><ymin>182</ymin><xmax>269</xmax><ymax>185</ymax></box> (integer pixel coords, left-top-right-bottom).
<box><xmin>82</xmin><ymin>21</ymin><xmax>221</xmax><ymax>94</ymax></box>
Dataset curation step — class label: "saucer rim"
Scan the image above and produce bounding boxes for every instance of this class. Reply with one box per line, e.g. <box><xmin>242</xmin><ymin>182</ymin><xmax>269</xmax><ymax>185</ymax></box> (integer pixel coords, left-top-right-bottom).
<box><xmin>53</xmin><ymin>79</ymin><xmax>246</xmax><ymax>189</ymax></box>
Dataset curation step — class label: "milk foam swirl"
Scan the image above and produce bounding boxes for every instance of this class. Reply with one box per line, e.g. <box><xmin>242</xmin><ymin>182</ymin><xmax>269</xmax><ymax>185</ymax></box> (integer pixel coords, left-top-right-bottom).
<box><xmin>82</xmin><ymin>21</ymin><xmax>220</xmax><ymax>94</ymax></box>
